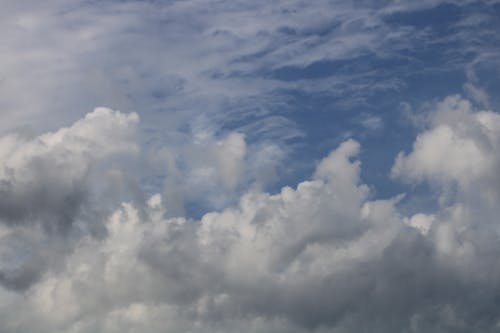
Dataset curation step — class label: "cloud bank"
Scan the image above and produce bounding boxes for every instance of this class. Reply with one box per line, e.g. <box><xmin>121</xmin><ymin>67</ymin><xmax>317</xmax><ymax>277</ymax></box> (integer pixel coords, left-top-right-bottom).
<box><xmin>0</xmin><ymin>95</ymin><xmax>500</xmax><ymax>332</ymax></box>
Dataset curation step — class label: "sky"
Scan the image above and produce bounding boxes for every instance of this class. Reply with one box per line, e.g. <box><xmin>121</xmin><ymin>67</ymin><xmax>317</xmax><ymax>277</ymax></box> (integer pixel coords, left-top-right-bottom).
<box><xmin>1</xmin><ymin>0</ymin><xmax>500</xmax><ymax>332</ymax></box>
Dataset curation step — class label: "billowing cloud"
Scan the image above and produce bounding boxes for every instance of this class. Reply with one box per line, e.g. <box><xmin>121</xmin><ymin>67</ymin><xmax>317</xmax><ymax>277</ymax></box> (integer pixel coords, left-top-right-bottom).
<box><xmin>0</xmin><ymin>96</ymin><xmax>499</xmax><ymax>332</ymax></box>
<box><xmin>0</xmin><ymin>108</ymin><xmax>138</xmax><ymax>291</ymax></box>
<box><xmin>0</xmin><ymin>107</ymin><xmax>138</xmax><ymax>231</ymax></box>
<box><xmin>392</xmin><ymin>95</ymin><xmax>500</xmax><ymax>202</ymax></box>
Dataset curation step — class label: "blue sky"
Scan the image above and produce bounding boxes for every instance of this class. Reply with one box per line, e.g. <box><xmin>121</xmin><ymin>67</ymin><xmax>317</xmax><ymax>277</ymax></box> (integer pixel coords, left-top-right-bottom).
<box><xmin>3</xmin><ymin>0</ymin><xmax>499</xmax><ymax>215</ymax></box>
<box><xmin>1</xmin><ymin>1</ymin><xmax>500</xmax><ymax>332</ymax></box>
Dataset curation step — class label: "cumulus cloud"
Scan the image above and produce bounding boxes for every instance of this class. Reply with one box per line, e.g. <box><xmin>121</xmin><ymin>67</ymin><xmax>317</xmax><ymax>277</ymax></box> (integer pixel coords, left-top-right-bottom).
<box><xmin>392</xmin><ymin>96</ymin><xmax>500</xmax><ymax>300</ymax></box>
<box><xmin>1</xmin><ymin>136</ymin><xmax>400</xmax><ymax>332</ymax></box>
<box><xmin>0</xmin><ymin>107</ymin><xmax>138</xmax><ymax>231</ymax></box>
<box><xmin>1</xmin><ymin>96</ymin><xmax>500</xmax><ymax>332</ymax></box>
<box><xmin>0</xmin><ymin>108</ymin><xmax>138</xmax><ymax>291</ymax></box>
<box><xmin>392</xmin><ymin>95</ymin><xmax>500</xmax><ymax>201</ymax></box>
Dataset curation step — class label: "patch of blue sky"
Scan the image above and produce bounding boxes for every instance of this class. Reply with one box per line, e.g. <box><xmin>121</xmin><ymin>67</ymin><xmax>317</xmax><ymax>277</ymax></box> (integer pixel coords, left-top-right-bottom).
<box><xmin>384</xmin><ymin>2</ymin><xmax>463</xmax><ymax>30</ymax></box>
<box><xmin>2</xmin><ymin>0</ymin><xmax>500</xmax><ymax>218</ymax></box>
<box><xmin>223</xmin><ymin>2</ymin><xmax>500</xmax><ymax>203</ymax></box>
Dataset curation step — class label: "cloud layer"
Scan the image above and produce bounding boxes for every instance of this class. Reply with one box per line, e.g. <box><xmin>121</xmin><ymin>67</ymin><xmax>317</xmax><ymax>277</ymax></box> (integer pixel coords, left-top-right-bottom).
<box><xmin>0</xmin><ymin>95</ymin><xmax>500</xmax><ymax>332</ymax></box>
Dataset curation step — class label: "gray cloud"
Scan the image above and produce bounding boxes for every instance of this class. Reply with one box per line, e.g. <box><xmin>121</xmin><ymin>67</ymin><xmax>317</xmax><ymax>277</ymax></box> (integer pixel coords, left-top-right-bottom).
<box><xmin>1</xmin><ymin>97</ymin><xmax>500</xmax><ymax>332</ymax></box>
<box><xmin>0</xmin><ymin>108</ymin><xmax>138</xmax><ymax>231</ymax></box>
<box><xmin>0</xmin><ymin>108</ymin><xmax>138</xmax><ymax>291</ymax></box>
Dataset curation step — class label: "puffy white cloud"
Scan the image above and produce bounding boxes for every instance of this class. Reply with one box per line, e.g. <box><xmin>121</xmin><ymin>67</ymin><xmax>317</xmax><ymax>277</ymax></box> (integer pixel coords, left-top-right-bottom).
<box><xmin>392</xmin><ymin>95</ymin><xmax>500</xmax><ymax>203</ymax></box>
<box><xmin>0</xmin><ymin>107</ymin><xmax>138</xmax><ymax>229</ymax></box>
<box><xmin>0</xmin><ymin>108</ymin><xmax>138</xmax><ymax>291</ymax></box>
<box><xmin>392</xmin><ymin>95</ymin><xmax>500</xmax><ymax>297</ymax></box>
<box><xmin>1</xmin><ymin>96</ymin><xmax>500</xmax><ymax>332</ymax></box>
<box><xmin>404</xmin><ymin>213</ymin><xmax>435</xmax><ymax>235</ymax></box>
<box><xmin>2</xmin><ymin>136</ymin><xmax>402</xmax><ymax>332</ymax></box>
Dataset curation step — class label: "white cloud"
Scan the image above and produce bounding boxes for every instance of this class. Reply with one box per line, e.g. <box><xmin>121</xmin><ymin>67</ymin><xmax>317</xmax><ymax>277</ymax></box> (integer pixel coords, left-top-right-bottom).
<box><xmin>0</xmin><ymin>95</ymin><xmax>500</xmax><ymax>331</ymax></box>
<box><xmin>0</xmin><ymin>107</ymin><xmax>138</xmax><ymax>228</ymax></box>
<box><xmin>404</xmin><ymin>213</ymin><xmax>435</xmax><ymax>235</ymax></box>
<box><xmin>2</xmin><ymin>135</ymin><xmax>403</xmax><ymax>332</ymax></box>
<box><xmin>392</xmin><ymin>95</ymin><xmax>500</xmax><ymax>287</ymax></box>
<box><xmin>0</xmin><ymin>108</ymin><xmax>138</xmax><ymax>293</ymax></box>
<box><xmin>1</xmin><ymin>99</ymin><xmax>499</xmax><ymax>332</ymax></box>
<box><xmin>392</xmin><ymin>95</ymin><xmax>500</xmax><ymax>200</ymax></box>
